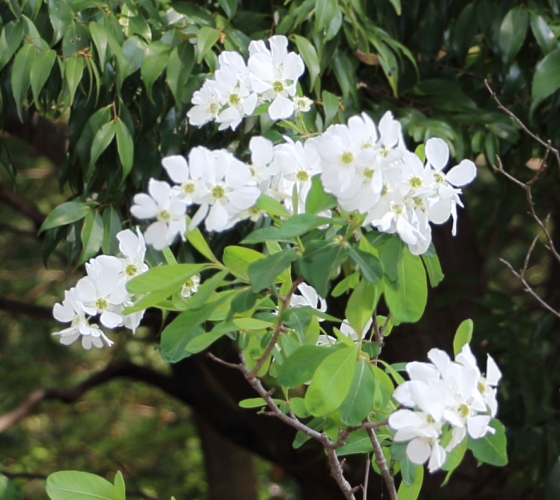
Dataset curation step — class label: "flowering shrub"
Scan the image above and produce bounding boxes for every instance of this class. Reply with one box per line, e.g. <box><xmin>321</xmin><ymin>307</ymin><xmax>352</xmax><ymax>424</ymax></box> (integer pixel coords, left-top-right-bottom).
<box><xmin>49</xmin><ymin>35</ymin><xmax>506</xmax><ymax>500</ymax></box>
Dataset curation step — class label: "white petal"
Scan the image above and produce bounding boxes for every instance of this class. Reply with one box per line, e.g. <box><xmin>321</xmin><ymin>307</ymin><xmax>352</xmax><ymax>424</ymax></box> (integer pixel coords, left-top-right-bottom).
<box><xmin>427</xmin><ymin>443</ymin><xmax>446</xmax><ymax>472</ymax></box>
<box><xmin>131</xmin><ymin>193</ymin><xmax>158</xmax><ymax>219</ymax></box>
<box><xmin>407</xmin><ymin>362</ymin><xmax>440</xmax><ymax>384</ymax></box>
<box><xmin>144</xmin><ymin>221</ymin><xmax>169</xmax><ymax>250</ymax></box>
<box><xmin>226</xmin><ymin>187</ymin><xmax>260</xmax><ymax>210</ymax></box>
<box><xmin>100</xmin><ymin>310</ymin><xmax>124</xmax><ymax>329</ymax></box>
<box><xmin>446</xmin><ymin>160</ymin><xmax>476</xmax><ymax>187</ymax></box>
<box><xmin>250</xmin><ymin>136</ymin><xmax>274</xmax><ymax>167</ymax></box>
<box><xmin>389</xmin><ymin>409</ymin><xmax>424</xmax><ymax>430</ymax></box>
<box><xmin>148</xmin><ymin>179</ymin><xmax>172</xmax><ymax>206</ymax></box>
<box><xmin>425</xmin><ymin>138</ymin><xmax>449</xmax><ymax>170</ymax></box>
<box><xmin>467</xmin><ymin>415</ymin><xmax>492</xmax><ymax>439</ymax></box>
<box><xmin>162</xmin><ymin>155</ymin><xmax>189</xmax><ymax>184</ymax></box>
<box><xmin>269</xmin><ymin>94</ymin><xmax>294</xmax><ymax>120</ymax></box>
<box><xmin>486</xmin><ymin>355</ymin><xmax>502</xmax><ymax>386</ymax></box>
<box><xmin>428</xmin><ymin>199</ymin><xmax>452</xmax><ymax>224</ymax></box>
<box><xmin>53</xmin><ymin>303</ymin><xmax>75</xmax><ymax>323</ymax></box>
<box><xmin>406</xmin><ymin>438</ymin><xmax>431</xmax><ymax>465</ymax></box>
<box><xmin>205</xmin><ymin>202</ymin><xmax>229</xmax><ymax>232</ymax></box>
<box><xmin>76</xmin><ymin>277</ymin><xmax>97</xmax><ymax>303</ymax></box>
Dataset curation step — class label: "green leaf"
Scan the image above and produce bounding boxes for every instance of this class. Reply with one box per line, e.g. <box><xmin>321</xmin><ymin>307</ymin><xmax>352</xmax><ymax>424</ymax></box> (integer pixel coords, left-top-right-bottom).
<box><xmin>277</xmin><ymin>345</ymin><xmax>338</xmax><ymax>387</ymax></box>
<box><xmin>248</xmin><ymin>248</ymin><xmax>298</xmax><ymax>292</ymax></box>
<box><xmin>196</xmin><ymin>27</ymin><xmax>220</xmax><ymax>64</ymax></box>
<box><xmin>442</xmin><ymin>434</ymin><xmax>467</xmax><ymax>476</ymax></box>
<box><xmin>184</xmin><ymin>329</ymin><xmax>227</xmax><ymax>354</ymax></box>
<box><xmin>345</xmin><ymin>279</ymin><xmax>379</xmax><ymax>337</ymax></box>
<box><xmin>339</xmin><ymin>359</ymin><xmax>375</xmax><ymax>425</ymax></box>
<box><xmin>141</xmin><ymin>40</ymin><xmax>171</xmax><ymax>100</ymax></box>
<box><xmin>89</xmin><ymin>21</ymin><xmax>108</xmax><ymax>68</ymax></box>
<box><xmin>253</xmin><ymin>194</ymin><xmax>291</xmax><ymax>218</ymax></box>
<box><xmin>30</xmin><ymin>49</ymin><xmax>57</xmax><ymax>104</ymax></box>
<box><xmin>371</xmin><ymin>364</ymin><xmax>394</xmax><ymax>411</ymax></box>
<box><xmin>453</xmin><ymin>319</ymin><xmax>473</xmax><ymax>356</ymax></box>
<box><xmin>64</xmin><ymin>54</ymin><xmax>85</xmax><ymax>107</ymax></box>
<box><xmin>187</xmin><ymin>270</ymin><xmax>229</xmax><ymax>309</ymax></box>
<box><xmin>238</xmin><ymin>398</ymin><xmax>283</xmax><ymax>408</ymax></box>
<box><xmin>387</xmin><ymin>0</ymin><xmax>401</xmax><ymax>15</ymax></box>
<box><xmin>160</xmin><ymin>293</ymin><xmax>233</xmax><ymax>363</ymax></box>
<box><xmin>499</xmin><ymin>6</ymin><xmax>528</xmax><ymax>66</ymax></box>
<box><xmin>166</xmin><ymin>42</ymin><xmax>195</xmax><ymax>104</ymax></box>
<box><xmin>242</xmin><ymin>214</ymin><xmax>331</xmax><ymax>244</ymax></box>
<box><xmin>305</xmin><ymin>175</ymin><xmax>337</xmax><ymax>214</ymax></box>
<box><xmin>531</xmin><ymin>14</ymin><xmax>555</xmax><ymax>55</ymax></box>
<box><xmin>314</xmin><ymin>0</ymin><xmax>338</xmax><ymax>32</ymax></box>
<box><xmin>397</xmin><ymin>464</ymin><xmax>423</xmax><ymax>500</ymax></box>
<box><xmin>299</xmin><ymin>240</ymin><xmax>348</xmax><ymax>297</ymax></box>
<box><xmin>421</xmin><ymin>252</ymin><xmax>444</xmax><ymax>287</ymax></box>
<box><xmin>46</xmin><ymin>471</ymin><xmax>116</xmax><ymax>500</ymax></box>
<box><xmin>90</xmin><ymin>121</ymin><xmax>116</xmax><ymax>167</ymax></box>
<box><xmin>0</xmin><ymin>475</ymin><xmax>23</xmax><ymax>500</ymax></box>
<box><xmin>379</xmin><ymin>235</ymin><xmax>403</xmax><ymax>283</ymax></box>
<box><xmin>62</xmin><ymin>23</ymin><xmax>90</xmax><ymax>56</ymax></box>
<box><xmin>79</xmin><ymin>209</ymin><xmax>103</xmax><ymax>264</ymax></box>
<box><xmin>101</xmin><ymin>206</ymin><xmax>121</xmax><ymax>255</ymax></box>
<box><xmin>187</xmin><ymin>226</ymin><xmax>218</xmax><ymax>263</ymax></box>
<box><xmin>11</xmin><ymin>44</ymin><xmax>37</xmax><ymax>120</ymax></box>
<box><xmin>127</xmin><ymin>264</ymin><xmax>206</xmax><ymax>294</ymax></box>
<box><xmin>233</xmin><ymin>317</ymin><xmax>275</xmax><ymax>331</ymax></box>
<box><xmin>231</xmin><ymin>287</ymin><xmax>258</xmax><ymax>313</ymax></box>
<box><xmin>223</xmin><ymin>246</ymin><xmax>265</xmax><ymax>280</ymax></box>
<box><xmin>531</xmin><ymin>48</ymin><xmax>560</xmax><ymax>112</ymax></box>
<box><xmin>114</xmin><ymin>118</ymin><xmax>134</xmax><ymax>180</ymax></box>
<box><xmin>122</xmin><ymin>36</ymin><xmax>147</xmax><ymax>77</ymax></box>
<box><xmin>332</xmin><ymin>51</ymin><xmax>356</xmax><ymax>103</ymax></box>
<box><xmin>113</xmin><ymin>472</ymin><xmax>125</xmax><ymax>500</ymax></box>
<box><xmin>218</xmin><ymin>0</ymin><xmax>237</xmax><ymax>18</ymax></box>
<box><xmin>452</xmin><ymin>3</ymin><xmax>477</xmax><ymax>64</ymax></box>
<box><xmin>468</xmin><ymin>420</ymin><xmax>508</xmax><ymax>466</ymax></box>
<box><xmin>48</xmin><ymin>0</ymin><xmax>74</xmax><ymax>44</ymax></box>
<box><xmin>383</xmin><ymin>249</ymin><xmax>427</xmax><ymax>324</ymax></box>
<box><xmin>293</xmin><ymin>417</ymin><xmax>324</xmax><ymax>448</ymax></box>
<box><xmin>293</xmin><ymin>35</ymin><xmax>320</xmax><ymax>90</ymax></box>
<box><xmin>0</xmin><ymin>22</ymin><xmax>24</xmax><ymax>72</ymax></box>
<box><xmin>348</xmin><ymin>247</ymin><xmax>383</xmax><ymax>284</ymax></box>
<box><xmin>39</xmin><ymin>201</ymin><xmax>90</xmax><ymax>233</ymax></box>
<box><xmin>305</xmin><ymin>345</ymin><xmax>358</xmax><ymax>416</ymax></box>
<box><xmin>336</xmin><ymin>429</ymin><xmax>374</xmax><ymax>456</ymax></box>
<box><xmin>321</xmin><ymin>90</ymin><xmax>339</xmax><ymax>127</ymax></box>
<box><xmin>400</xmin><ymin>457</ymin><xmax>416</xmax><ymax>487</ymax></box>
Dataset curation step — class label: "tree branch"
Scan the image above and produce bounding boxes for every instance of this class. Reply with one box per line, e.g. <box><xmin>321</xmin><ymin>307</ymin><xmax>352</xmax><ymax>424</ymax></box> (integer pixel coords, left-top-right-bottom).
<box><xmin>0</xmin><ymin>183</ymin><xmax>46</xmax><ymax>232</ymax></box>
<box><xmin>366</xmin><ymin>425</ymin><xmax>398</xmax><ymax>500</ymax></box>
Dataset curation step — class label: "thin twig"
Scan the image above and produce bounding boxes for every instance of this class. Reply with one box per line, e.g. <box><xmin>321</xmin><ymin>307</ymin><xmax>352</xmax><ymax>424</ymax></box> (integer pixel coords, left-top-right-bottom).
<box><xmin>249</xmin><ymin>276</ymin><xmax>303</xmax><ymax>378</ymax></box>
<box><xmin>362</xmin><ymin>453</ymin><xmax>371</xmax><ymax>500</ymax></box>
<box><xmin>366</xmin><ymin>425</ymin><xmax>398</xmax><ymax>500</ymax></box>
<box><xmin>325</xmin><ymin>447</ymin><xmax>357</xmax><ymax>500</ymax></box>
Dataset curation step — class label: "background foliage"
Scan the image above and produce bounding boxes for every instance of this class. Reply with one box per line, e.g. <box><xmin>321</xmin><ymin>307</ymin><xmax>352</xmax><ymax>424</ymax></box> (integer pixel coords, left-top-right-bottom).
<box><xmin>2</xmin><ymin>0</ymin><xmax>560</xmax><ymax>499</ymax></box>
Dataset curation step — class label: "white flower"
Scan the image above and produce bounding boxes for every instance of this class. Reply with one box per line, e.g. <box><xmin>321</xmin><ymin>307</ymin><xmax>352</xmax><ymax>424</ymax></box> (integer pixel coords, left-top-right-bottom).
<box><xmin>52</xmin><ymin>288</ymin><xmax>113</xmax><ymax>349</ymax></box>
<box><xmin>248</xmin><ymin>35</ymin><xmax>305</xmax><ymax>120</ymax></box>
<box><xmin>117</xmin><ymin>228</ymin><xmax>149</xmax><ymax>281</ymax></box>
<box><xmin>181</xmin><ymin>275</ymin><xmax>200</xmax><ymax>297</ymax></box>
<box><xmin>289</xmin><ymin>282</ymin><xmax>327</xmax><ymax>319</ymax></box>
<box><xmin>130</xmin><ymin>179</ymin><xmax>187</xmax><ymax>250</ymax></box>
<box><xmin>187</xmin><ymin>81</ymin><xmax>222</xmax><ymax>127</ymax></box>
<box><xmin>292</xmin><ymin>95</ymin><xmax>313</xmax><ymax>113</ymax></box>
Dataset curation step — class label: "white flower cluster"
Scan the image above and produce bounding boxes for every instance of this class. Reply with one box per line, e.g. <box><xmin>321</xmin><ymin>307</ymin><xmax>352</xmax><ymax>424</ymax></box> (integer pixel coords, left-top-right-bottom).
<box><xmin>388</xmin><ymin>345</ymin><xmax>502</xmax><ymax>472</ymax></box>
<box><xmin>52</xmin><ymin>229</ymin><xmax>148</xmax><ymax>349</ymax></box>
<box><xmin>188</xmin><ymin>35</ymin><xmax>308</xmax><ymax>129</ymax></box>
<box><xmin>317</xmin><ymin>113</ymin><xmax>477</xmax><ymax>255</ymax></box>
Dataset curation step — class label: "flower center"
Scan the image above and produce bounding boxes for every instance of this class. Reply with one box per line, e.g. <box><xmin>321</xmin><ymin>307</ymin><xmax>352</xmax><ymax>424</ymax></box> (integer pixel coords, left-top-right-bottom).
<box><xmin>208</xmin><ymin>102</ymin><xmax>219</xmax><ymax>115</ymax></box>
<box><xmin>183</xmin><ymin>182</ymin><xmax>196</xmax><ymax>194</ymax></box>
<box><xmin>410</xmin><ymin>176</ymin><xmax>422</xmax><ymax>188</ymax></box>
<box><xmin>158</xmin><ymin>209</ymin><xmax>171</xmax><ymax>222</ymax></box>
<box><xmin>426</xmin><ymin>414</ymin><xmax>435</xmax><ymax>424</ymax></box>
<box><xmin>379</xmin><ymin>147</ymin><xmax>389</xmax><ymax>157</ymax></box>
<box><xmin>381</xmin><ymin>185</ymin><xmax>388</xmax><ymax>196</ymax></box>
<box><xmin>341</xmin><ymin>151</ymin><xmax>354</xmax><ymax>165</ymax></box>
<box><xmin>361</xmin><ymin>142</ymin><xmax>373</xmax><ymax>149</ymax></box>
<box><xmin>71</xmin><ymin>315</ymin><xmax>82</xmax><ymax>327</ymax></box>
<box><xmin>229</xmin><ymin>93</ymin><xmax>240</xmax><ymax>106</ymax></box>
<box><xmin>96</xmin><ymin>298</ymin><xmax>108</xmax><ymax>311</ymax></box>
<box><xmin>391</xmin><ymin>204</ymin><xmax>403</xmax><ymax>215</ymax></box>
<box><xmin>434</xmin><ymin>172</ymin><xmax>445</xmax><ymax>183</ymax></box>
<box><xmin>296</xmin><ymin>170</ymin><xmax>309</xmax><ymax>182</ymax></box>
<box><xmin>478</xmin><ymin>380</ymin><xmax>486</xmax><ymax>393</ymax></box>
<box><xmin>126</xmin><ymin>264</ymin><xmax>138</xmax><ymax>277</ymax></box>
<box><xmin>363</xmin><ymin>168</ymin><xmax>374</xmax><ymax>179</ymax></box>
<box><xmin>212</xmin><ymin>186</ymin><xmax>225</xmax><ymax>199</ymax></box>
<box><xmin>458</xmin><ymin>404</ymin><xmax>470</xmax><ymax>418</ymax></box>
<box><xmin>272</xmin><ymin>81</ymin><xmax>284</xmax><ymax>93</ymax></box>
<box><xmin>413</xmin><ymin>196</ymin><xmax>424</xmax><ymax>208</ymax></box>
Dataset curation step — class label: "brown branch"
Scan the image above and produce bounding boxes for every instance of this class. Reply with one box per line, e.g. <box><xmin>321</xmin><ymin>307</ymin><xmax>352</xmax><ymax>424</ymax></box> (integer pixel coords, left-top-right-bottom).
<box><xmin>0</xmin><ymin>296</ymin><xmax>53</xmax><ymax>320</ymax></box>
<box><xmin>0</xmin><ymin>362</ymin><xmax>175</xmax><ymax>434</ymax></box>
<box><xmin>366</xmin><ymin>425</ymin><xmax>398</xmax><ymax>500</ymax></box>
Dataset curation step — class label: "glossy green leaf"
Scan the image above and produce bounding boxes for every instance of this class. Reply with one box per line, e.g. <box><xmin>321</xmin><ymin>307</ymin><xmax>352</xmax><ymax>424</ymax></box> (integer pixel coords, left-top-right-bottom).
<box><xmin>397</xmin><ymin>464</ymin><xmax>423</xmax><ymax>500</ymax></box>
<box><xmin>332</xmin><ymin>51</ymin><xmax>356</xmax><ymax>102</ymax></box>
<box><xmin>242</xmin><ymin>214</ymin><xmax>331</xmax><ymax>244</ymax></box>
<box><xmin>141</xmin><ymin>41</ymin><xmax>171</xmax><ymax>100</ymax></box>
<box><xmin>336</xmin><ymin>429</ymin><xmax>374</xmax><ymax>456</ymax></box>
<box><xmin>453</xmin><ymin>319</ymin><xmax>473</xmax><ymax>356</ymax></box>
<box><xmin>371</xmin><ymin>364</ymin><xmax>394</xmax><ymax>411</ymax></box>
<box><xmin>421</xmin><ymin>252</ymin><xmax>444</xmax><ymax>287</ymax></box>
<box><xmin>223</xmin><ymin>245</ymin><xmax>265</xmax><ymax>280</ymax></box>
<box><xmin>345</xmin><ymin>279</ymin><xmax>379</xmax><ymax>337</ymax></box>
<box><xmin>122</xmin><ymin>36</ymin><xmax>147</xmax><ymax>76</ymax></box>
<box><xmin>90</xmin><ymin>120</ymin><xmax>115</xmax><ymax>167</ymax></box>
<box><xmin>0</xmin><ymin>475</ymin><xmax>23</xmax><ymax>500</ymax></box>
<box><xmin>452</xmin><ymin>3</ymin><xmax>477</xmax><ymax>64</ymax></box>
<box><xmin>321</xmin><ymin>90</ymin><xmax>339</xmax><ymax>127</ymax></box>
<box><xmin>383</xmin><ymin>249</ymin><xmax>427</xmax><ymax>324</ymax></box>
<box><xmin>79</xmin><ymin>209</ymin><xmax>103</xmax><ymax>264</ymax></box>
<box><xmin>184</xmin><ymin>329</ymin><xmax>227</xmax><ymax>353</ymax></box>
<box><xmin>314</xmin><ymin>0</ymin><xmax>338</xmax><ymax>32</ymax></box>
<box><xmin>379</xmin><ymin>235</ymin><xmax>403</xmax><ymax>283</ymax></box>
<box><xmin>248</xmin><ymin>248</ymin><xmax>298</xmax><ymax>292</ymax></box>
<box><xmin>46</xmin><ymin>472</ymin><xmax>115</xmax><ymax>500</ymax></box>
<box><xmin>339</xmin><ymin>359</ymin><xmax>375</xmax><ymax>425</ymax></box>
<box><xmin>305</xmin><ymin>344</ymin><xmax>358</xmax><ymax>416</ymax></box>
<box><xmin>531</xmin><ymin>14</ymin><xmax>555</xmax><ymax>55</ymax></box>
<box><xmin>305</xmin><ymin>175</ymin><xmax>337</xmax><ymax>214</ymax></box>
<box><xmin>531</xmin><ymin>48</ymin><xmax>560</xmax><ymax>111</ymax></box>
<box><xmin>166</xmin><ymin>42</ymin><xmax>195</xmax><ymax>104</ymax></box>
<box><xmin>0</xmin><ymin>22</ymin><xmax>24</xmax><ymax>72</ymax></box>
<box><xmin>293</xmin><ymin>35</ymin><xmax>320</xmax><ymax>89</ymax></box>
<box><xmin>348</xmin><ymin>247</ymin><xmax>383</xmax><ymax>284</ymax></box>
<box><xmin>400</xmin><ymin>457</ymin><xmax>416</xmax><ymax>486</ymax></box>
<box><xmin>114</xmin><ymin>118</ymin><xmax>134</xmax><ymax>180</ymax></box>
<box><xmin>293</xmin><ymin>417</ymin><xmax>324</xmax><ymax>448</ymax></box>
<box><xmin>187</xmin><ymin>270</ymin><xmax>229</xmax><ymax>309</ymax></box>
<box><xmin>64</xmin><ymin>54</ymin><xmax>85</xmax><ymax>107</ymax></box>
<box><xmin>127</xmin><ymin>264</ymin><xmax>206</xmax><ymax>294</ymax></box>
<box><xmin>238</xmin><ymin>398</ymin><xmax>283</xmax><ymax>408</ymax></box>
<box><xmin>218</xmin><ymin>0</ymin><xmax>237</xmax><ymax>18</ymax></box>
<box><xmin>11</xmin><ymin>44</ymin><xmax>37</xmax><ymax>120</ymax></box>
<box><xmin>62</xmin><ymin>23</ymin><xmax>89</xmax><ymax>56</ymax></box>
<box><xmin>30</xmin><ymin>49</ymin><xmax>57</xmax><ymax>104</ymax></box>
<box><xmin>89</xmin><ymin>21</ymin><xmax>108</xmax><ymax>67</ymax></box>
<box><xmin>231</xmin><ymin>287</ymin><xmax>258</xmax><ymax>313</ymax></box>
<box><xmin>39</xmin><ymin>202</ymin><xmax>90</xmax><ymax>233</ymax></box>
<box><xmin>101</xmin><ymin>206</ymin><xmax>121</xmax><ymax>255</ymax></box>
<box><xmin>196</xmin><ymin>27</ymin><xmax>220</xmax><ymax>64</ymax></box>
<box><xmin>499</xmin><ymin>6</ymin><xmax>528</xmax><ymax>66</ymax></box>
<box><xmin>468</xmin><ymin>420</ymin><xmax>508</xmax><ymax>466</ymax></box>
<box><xmin>442</xmin><ymin>434</ymin><xmax>467</xmax><ymax>476</ymax></box>
<box><xmin>253</xmin><ymin>194</ymin><xmax>291</xmax><ymax>218</ymax></box>
<box><xmin>48</xmin><ymin>0</ymin><xmax>74</xmax><ymax>44</ymax></box>
<box><xmin>277</xmin><ymin>345</ymin><xmax>338</xmax><ymax>387</ymax></box>
<box><xmin>187</xmin><ymin>226</ymin><xmax>218</xmax><ymax>263</ymax></box>
<box><xmin>299</xmin><ymin>240</ymin><xmax>348</xmax><ymax>298</ymax></box>
<box><xmin>113</xmin><ymin>472</ymin><xmax>125</xmax><ymax>500</ymax></box>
